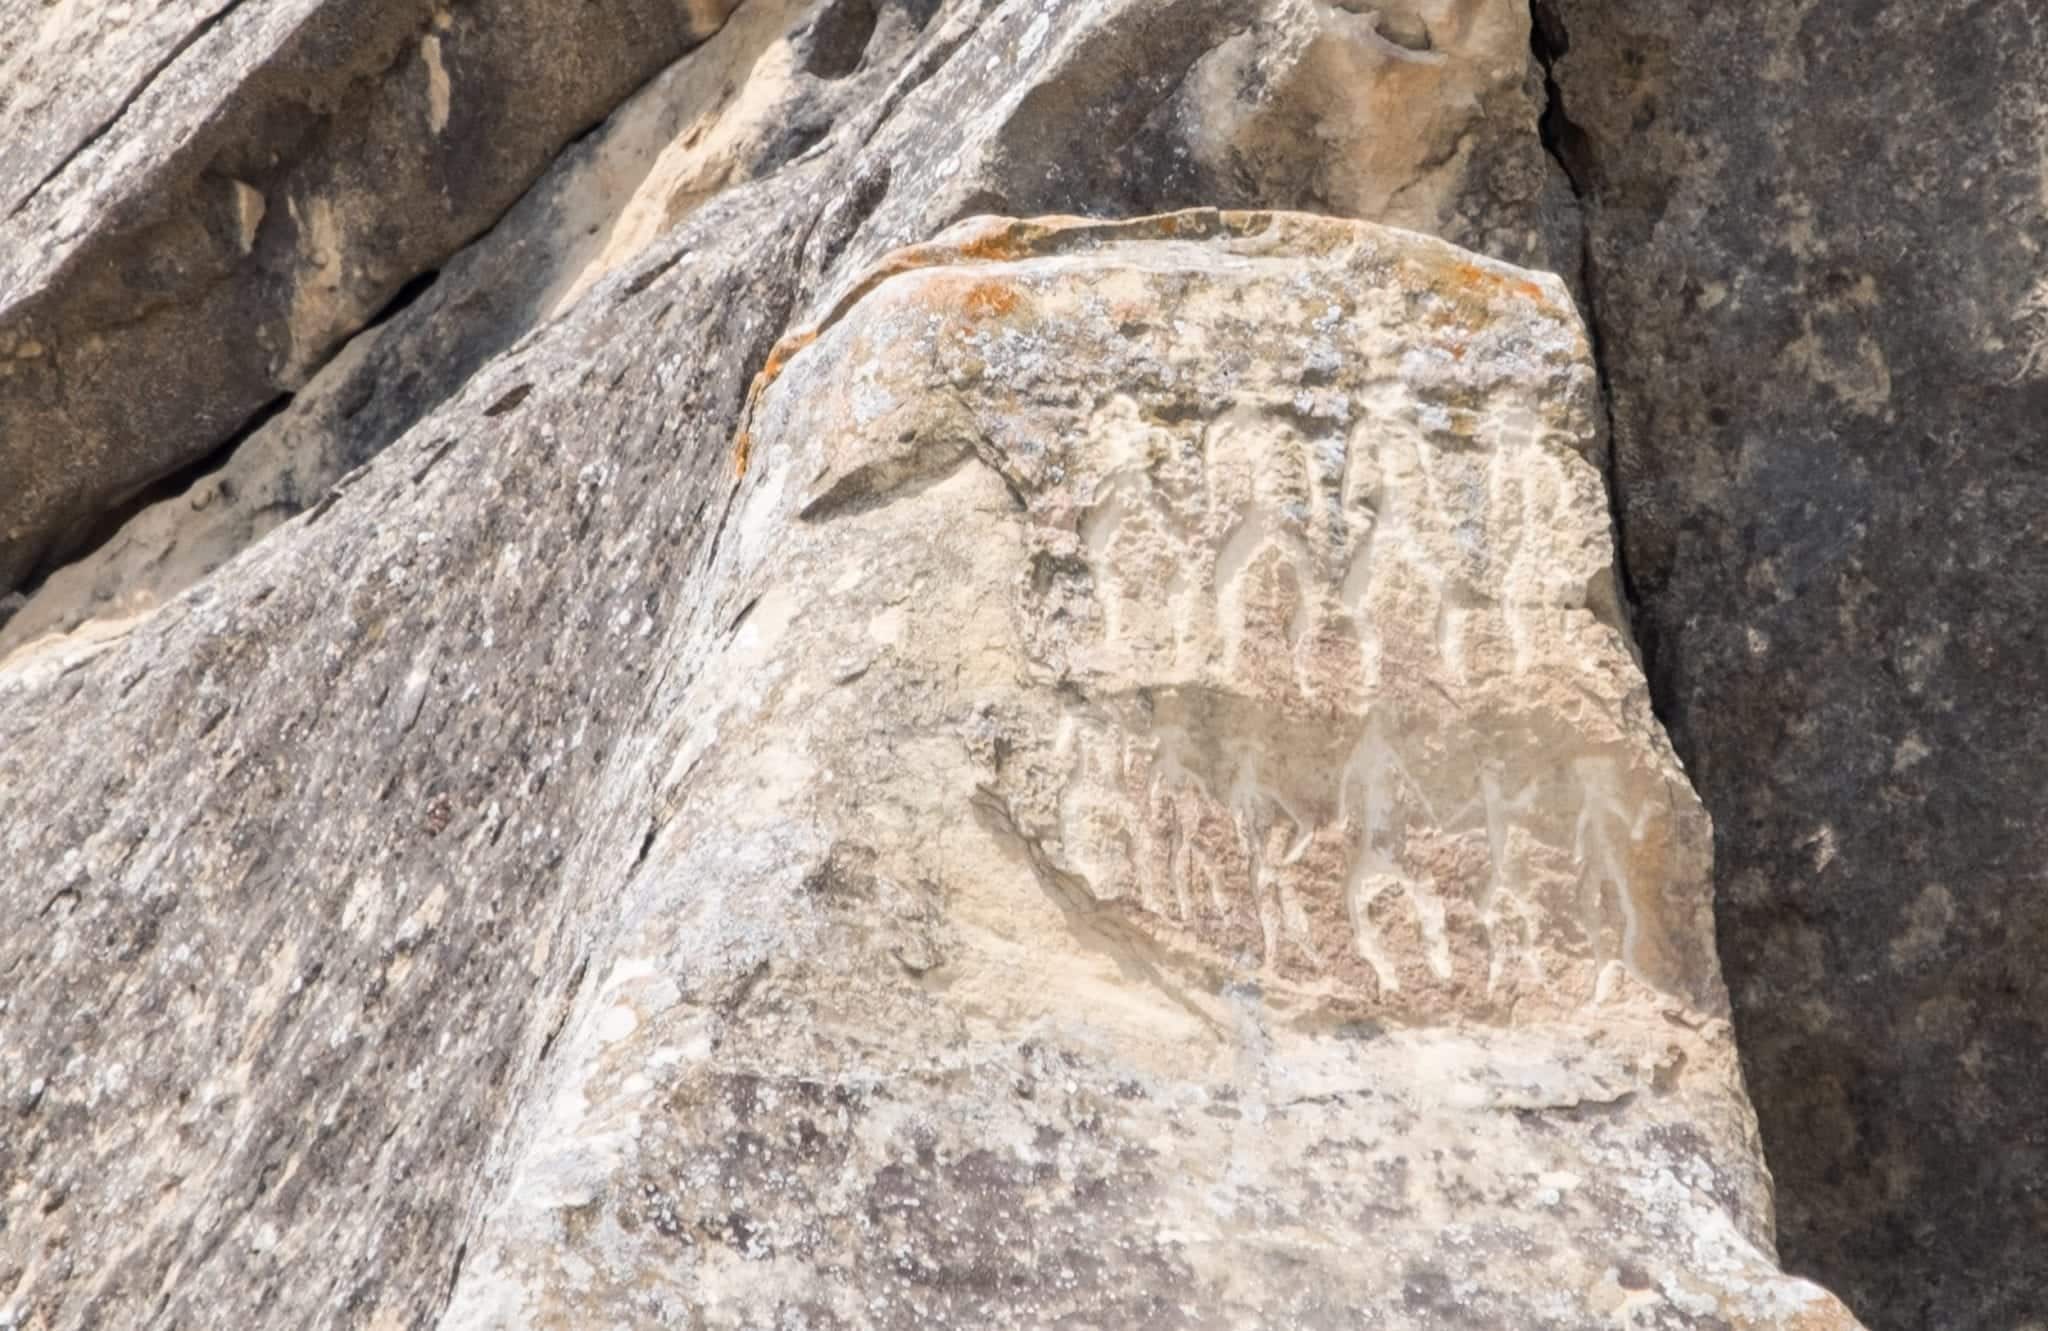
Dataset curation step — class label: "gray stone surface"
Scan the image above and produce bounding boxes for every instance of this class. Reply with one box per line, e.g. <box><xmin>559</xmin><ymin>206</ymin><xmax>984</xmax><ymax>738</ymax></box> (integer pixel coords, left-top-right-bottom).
<box><xmin>0</xmin><ymin>0</ymin><xmax>1573</xmax><ymax>657</ymax></box>
<box><xmin>26</xmin><ymin>0</ymin><xmax>2043</xmax><ymax>1324</ymax></box>
<box><xmin>2</xmin><ymin>5</ymin><xmax>1652</xmax><ymax>1324</ymax></box>
<box><xmin>1542</xmin><ymin>1</ymin><xmax>2048</xmax><ymax>1324</ymax></box>
<box><xmin>0</xmin><ymin>0</ymin><xmax>742</xmax><ymax>593</ymax></box>
<box><xmin>0</xmin><ymin>194</ymin><xmax>1867</xmax><ymax>1329</ymax></box>
<box><xmin>0</xmin><ymin>0</ymin><xmax>921</xmax><ymax>660</ymax></box>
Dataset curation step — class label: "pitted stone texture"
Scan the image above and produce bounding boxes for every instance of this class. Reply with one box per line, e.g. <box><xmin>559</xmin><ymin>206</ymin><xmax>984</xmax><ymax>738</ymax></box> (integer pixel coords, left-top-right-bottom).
<box><xmin>0</xmin><ymin>0</ymin><xmax>926</xmax><ymax>663</ymax></box>
<box><xmin>438</xmin><ymin>213</ymin><xmax>1860</xmax><ymax>1327</ymax></box>
<box><xmin>819</xmin><ymin>0</ymin><xmax>1576</xmax><ymax>292</ymax></box>
<box><xmin>1166</xmin><ymin>0</ymin><xmax>1572</xmax><ymax>260</ymax></box>
<box><xmin>1</xmin><ymin>0</ymin><xmax>1572</xmax><ymax>676</ymax></box>
<box><xmin>0</xmin><ymin>2</ymin><xmax>1869</xmax><ymax>1321</ymax></box>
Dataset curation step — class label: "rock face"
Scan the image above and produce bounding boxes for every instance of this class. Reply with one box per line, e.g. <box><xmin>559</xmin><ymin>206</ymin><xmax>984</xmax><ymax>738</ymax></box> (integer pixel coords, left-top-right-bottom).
<box><xmin>0</xmin><ymin>0</ymin><xmax>906</xmax><ymax>659</ymax></box>
<box><xmin>0</xmin><ymin>0</ymin><xmax>742</xmax><ymax>592</ymax></box>
<box><xmin>23</xmin><ymin>0</ymin><xmax>2034</xmax><ymax>1324</ymax></box>
<box><xmin>0</xmin><ymin>0</ymin><xmax>1573</xmax><ymax>660</ymax></box>
<box><xmin>1540</xmin><ymin>3</ymin><xmax>2048</xmax><ymax>1321</ymax></box>
<box><xmin>0</xmin><ymin>200</ymin><xmax>1861</xmax><ymax>1327</ymax></box>
<box><xmin>462</xmin><ymin>212</ymin><xmax>1799</xmax><ymax>1325</ymax></box>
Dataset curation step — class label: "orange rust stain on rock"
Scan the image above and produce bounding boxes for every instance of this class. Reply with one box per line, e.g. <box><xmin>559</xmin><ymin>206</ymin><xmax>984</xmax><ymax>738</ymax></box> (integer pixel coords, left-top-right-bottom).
<box><xmin>1414</xmin><ymin>257</ymin><xmax>1556</xmax><ymax>339</ymax></box>
<box><xmin>1447</xmin><ymin>260</ymin><xmax>1545</xmax><ymax>303</ymax></box>
<box><xmin>733</xmin><ymin>328</ymin><xmax>818</xmax><ymax>477</ymax></box>
<box><xmin>955</xmin><ymin>229</ymin><xmax>1034</xmax><ymax>263</ymax></box>
<box><xmin>760</xmin><ymin>328</ymin><xmax>818</xmax><ymax>383</ymax></box>
<box><xmin>960</xmin><ymin>279</ymin><xmax>1022</xmax><ymax>318</ymax></box>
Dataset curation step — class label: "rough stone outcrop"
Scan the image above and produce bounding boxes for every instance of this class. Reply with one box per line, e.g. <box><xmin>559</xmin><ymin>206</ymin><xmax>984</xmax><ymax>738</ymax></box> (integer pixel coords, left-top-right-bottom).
<box><xmin>448</xmin><ymin>210</ymin><xmax>1829</xmax><ymax>1325</ymax></box>
<box><xmin>0</xmin><ymin>0</ymin><xmax>1955</xmax><ymax>1326</ymax></box>
<box><xmin>0</xmin><ymin>0</ymin><xmax>908</xmax><ymax>659</ymax></box>
<box><xmin>0</xmin><ymin>0</ymin><xmax>1574</xmax><ymax>650</ymax></box>
<box><xmin>0</xmin><ymin>199</ymin><xmax>1861</xmax><ymax>1327</ymax></box>
<box><xmin>0</xmin><ymin>0</ymin><xmax>743</xmax><ymax>592</ymax></box>
<box><xmin>1539</xmin><ymin>3</ymin><xmax>2048</xmax><ymax>1321</ymax></box>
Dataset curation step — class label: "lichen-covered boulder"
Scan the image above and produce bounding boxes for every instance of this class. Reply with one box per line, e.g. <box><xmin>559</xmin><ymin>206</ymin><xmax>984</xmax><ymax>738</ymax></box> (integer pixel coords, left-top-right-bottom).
<box><xmin>0</xmin><ymin>202</ymin><xmax>1867</xmax><ymax>1327</ymax></box>
<box><xmin>0</xmin><ymin>0</ymin><xmax>1888</xmax><ymax>1325</ymax></box>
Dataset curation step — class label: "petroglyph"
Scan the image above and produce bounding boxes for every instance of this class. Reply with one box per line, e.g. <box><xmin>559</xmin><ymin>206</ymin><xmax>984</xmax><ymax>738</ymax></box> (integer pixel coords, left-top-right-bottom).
<box><xmin>753</xmin><ymin>211</ymin><xmax>1718</xmax><ymax>1023</ymax></box>
<box><xmin>995</xmin><ymin>369</ymin><xmax>1696</xmax><ymax>1019</ymax></box>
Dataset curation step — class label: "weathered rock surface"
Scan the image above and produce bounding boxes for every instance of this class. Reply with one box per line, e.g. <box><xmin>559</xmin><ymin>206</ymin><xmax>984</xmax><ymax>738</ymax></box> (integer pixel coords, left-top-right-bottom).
<box><xmin>0</xmin><ymin>199</ymin><xmax>1861</xmax><ymax>1327</ymax></box>
<box><xmin>0</xmin><ymin>0</ymin><xmax>912</xmax><ymax>660</ymax></box>
<box><xmin>446</xmin><ymin>210</ymin><xmax>1843</xmax><ymax>1326</ymax></box>
<box><xmin>1540</xmin><ymin>2</ymin><xmax>2048</xmax><ymax>1321</ymax></box>
<box><xmin>0</xmin><ymin>0</ymin><xmax>742</xmax><ymax>592</ymax></box>
<box><xmin>0</xmin><ymin>0</ymin><xmax>1573</xmax><ymax>667</ymax></box>
<box><xmin>0</xmin><ymin>0</ymin><xmax>1950</xmax><ymax>1326</ymax></box>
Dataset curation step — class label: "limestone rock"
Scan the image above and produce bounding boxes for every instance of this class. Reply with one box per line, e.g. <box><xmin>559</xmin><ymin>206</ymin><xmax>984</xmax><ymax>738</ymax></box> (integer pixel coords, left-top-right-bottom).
<box><xmin>1164</xmin><ymin>0</ymin><xmax>1574</xmax><ymax>265</ymax></box>
<box><xmin>1541</xmin><ymin>2</ymin><xmax>2048</xmax><ymax>1320</ymax></box>
<box><xmin>0</xmin><ymin>0</ymin><xmax>1572</xmax><ymax>672</ymax></box>
<box><xmin>0</xmin><ymin>0</ymin><xmax>742</xmax><ymax>592</ymax></box>
<box><xmin>0</xmin><ymin>196</ymin><xmax>1862</xmax><ymax>1325</ymax></box>
<box><xmin>0</xmin><ymin>1</ymin><xmax>1883</xmax><ymax>1327</ymax></box>
<box><xmin>448</xmin><ymin>213</ymin><xmax>1822</xmax><ymax>1327</ymax></box>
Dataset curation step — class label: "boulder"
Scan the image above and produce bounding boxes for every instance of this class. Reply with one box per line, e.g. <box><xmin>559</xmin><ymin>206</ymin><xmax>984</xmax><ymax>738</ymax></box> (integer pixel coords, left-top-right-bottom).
<box><xmin>0</xmin><ymin>204</ymin><xmax>1863</xmax><ymax>1328</ymax></box>
<box><xmin>0</xmin><ymin>0</ymin><xmax>1884</xmax><ymax>1326</ymax></box>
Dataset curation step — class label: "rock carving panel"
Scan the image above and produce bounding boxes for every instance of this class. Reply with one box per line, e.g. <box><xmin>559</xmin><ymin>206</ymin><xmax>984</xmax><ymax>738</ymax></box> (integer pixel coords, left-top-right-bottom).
<box><xmin>763</xmin><ymin>211</ymin><xmax>1717</xmax><ymax>1023</ymax></box>
<box><xmin>1027</xmin><ymin>395</ymin><xmax>1695</xmax><ymax>1019</ymax></box>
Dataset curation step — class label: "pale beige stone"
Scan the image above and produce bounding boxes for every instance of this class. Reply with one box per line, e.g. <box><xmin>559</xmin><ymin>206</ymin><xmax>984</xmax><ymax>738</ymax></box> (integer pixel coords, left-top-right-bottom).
<box><xmin>1178</xmin><ymin>0</ymin><xmax>1540</xmax><ymax>233</ymax></box>
<box><xmin>438</xmin><ymin>212</ymin><xmax>1862</xmax><ymax>1327</ymax></box>
<box><xmin>0</xmin><ymin>3</ymin><xmax>1881</xmax><ymax>1321</ymax></box>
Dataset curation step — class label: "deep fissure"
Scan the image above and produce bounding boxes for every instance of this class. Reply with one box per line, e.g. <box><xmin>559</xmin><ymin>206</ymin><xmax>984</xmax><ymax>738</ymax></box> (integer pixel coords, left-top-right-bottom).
<box><xmin>1526</xmin><ymin>0</ymin><xmax>1668</xmax><ymax>729</ymax></box>
<box><xmin>5</xmin><ymin>265</ymin><xmax>445</xmax><ymax>626</ymax></box>
<box><xmin>21</xmin><ymin>388</ymin><xmax>294</xmax><ymax>602</ymax></box>
<box><xmin>1526</xmin><ymin>5</ymin><xmax>1880</xmax><ymax>1314</ymax></box>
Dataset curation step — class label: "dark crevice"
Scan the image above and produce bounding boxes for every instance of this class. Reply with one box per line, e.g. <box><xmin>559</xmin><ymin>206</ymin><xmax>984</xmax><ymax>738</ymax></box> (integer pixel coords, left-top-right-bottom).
<box><xmin>365</xmin><ymin>266</ymin><xmax>440</xmax><ymax>331</ymax></box>
<box><xmin>409</xmin><ymin>436</ymin><xmax>461</xmax><ymax>487</ymax></box>
<box><xmin>808</xmin><ymin>162</ymin><xmax>892</xmax><ymax>273</ymax></box>
<box><xmin>442</xmin><ymin>1241</ymin><xmax>467</xmax><ymax>1314</ymax></box>
<box><xmin>799</xmin><ymin>0</ymin><xmax>882</xmax><ymax>79</ymax></box>
<box><xmin>619</xmin><ymin>248</ymin><xmax>688</xmax><ymax>300</ymax></box>
<box><xmin>534</xmin><ymin>956</ymin><xmax>589</xmax><ymax>1067</ymax></box>
<box><xmin>12</xmin><ymin>263</ymin><xmax>440</xmax><ymax>604</ymax></box>
<box><xmin>767</xmin><ymin>119</ymin><xmax>834</xmax><ymax>166</ymax></box>
<box><xmin>1530</xmin><ymin>2</ymin><xmax>1600</xmax><ymax>194</ymax></box>
<box><xmin>19</xmin><ymin>389</ymin><xmax>295</xmax><ymax>597</ymax></box>
<box><xmin>482</xmin><ymin>384</ymin><xmax>533</xmax><ymax>419</ymax></box>
<box><xmin>1529</xmin><ymin>1</ymin><xmax>1666</xmax><ymax>724</ymax></box>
